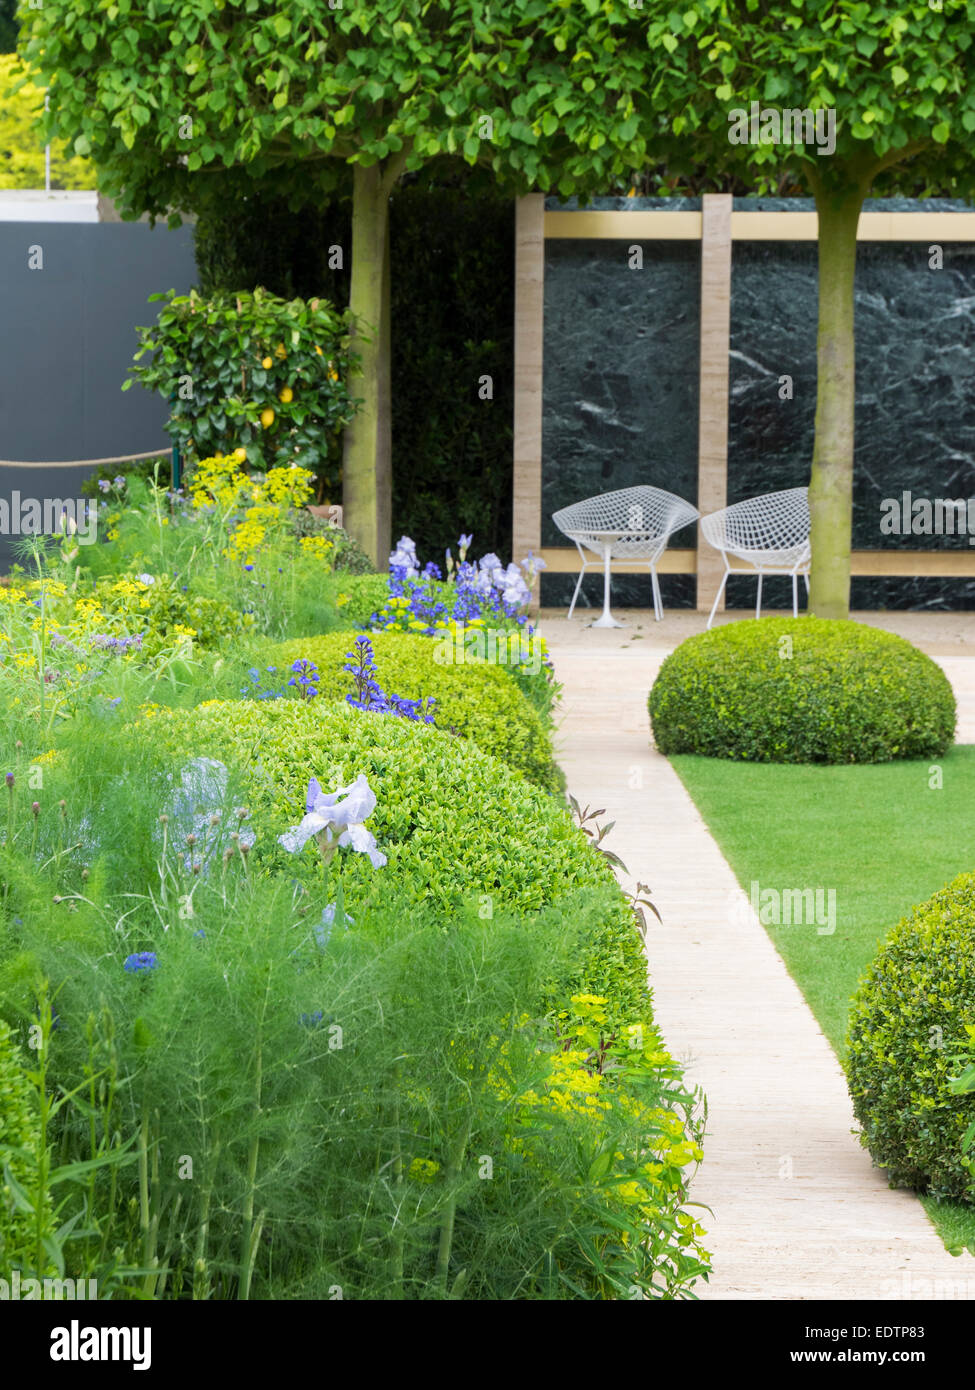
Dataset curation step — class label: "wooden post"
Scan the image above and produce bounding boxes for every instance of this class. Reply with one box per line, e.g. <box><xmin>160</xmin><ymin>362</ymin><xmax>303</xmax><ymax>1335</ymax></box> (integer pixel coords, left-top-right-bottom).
<box><xmin>512</xmin><ymin>194</ymin><xmax>545</xmax><ymax>610</ymax></box>
<box><xmin>696</xmin><ymin>193</ymin><xmax>733</xmax><ymax>615</ymax></box>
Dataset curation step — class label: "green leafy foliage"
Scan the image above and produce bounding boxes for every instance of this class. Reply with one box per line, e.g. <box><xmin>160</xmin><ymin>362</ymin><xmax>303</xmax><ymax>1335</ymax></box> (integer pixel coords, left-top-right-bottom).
<box><xmin>0</xmin><ymin>1017</ymin><xmax>51</xmax><ymax>1272</ymax></box>
<box><xmin>96</xmin><ymin>578</ymin><xmax>253</xmax><ymax>658</ymax></box>
<box><xmin>289</xmin><ymin>513</ymin><xmax>374</xmax><ymax>575</ymax></box>
<box><xmin>648</xmin><ymin>618</ymin><xmax>956</xmax><ymax>764</ymax></box>
<box><xmin>124</xmin><ymin>288</ymin><xmax>359</xmax><ymax>487</ymax></box>
<box><xmin>847</xmin><ymin>873</ymin><xmax>975</xmax><ymax>1202</ymax></box>
<box><xmin>267</xmin><ymin>630</ymin><xmax>561</xmax><ymax>792</ymax></box>
<box><xmin>0</xmin><ymin>53</ymin><xmax>96</xmax><ymax>189</ymax></box>
<box><xmin>320</xmin><ymin>573</ymin><xmax>395</xmax><ymax>629</ymax></box>
<box><xmin>520</xmin><ymin>1</ymin><xmax>975</xmax><ymax>199</ymax></box>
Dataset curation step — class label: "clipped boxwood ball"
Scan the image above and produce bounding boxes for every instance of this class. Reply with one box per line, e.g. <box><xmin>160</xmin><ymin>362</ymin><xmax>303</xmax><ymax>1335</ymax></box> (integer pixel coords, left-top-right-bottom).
<box><xmin>648</xmin><ymin>618</ymin><xmax>955</xmax><ymax>764</ymax></box>
<box><xmin>268</xmin><ymin>630</ymin><xmax>560</xmax><ymax>793</ymax></box>
<box><xmin>847</xmin><ymin>873</ymin><xmax>975</xmax><ymax>1201</ymax></box>
<box><xmin>136</xmin><ymin>700</ymin><xmax>649</xmax><ymax>1021</ymax></box>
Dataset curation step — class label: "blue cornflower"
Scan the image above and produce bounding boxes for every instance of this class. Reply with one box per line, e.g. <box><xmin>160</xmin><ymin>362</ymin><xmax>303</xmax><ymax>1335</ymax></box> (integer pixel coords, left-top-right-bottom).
<box><xmin>124</xmin><ymin>952</ymin><xmax>158</xmax><ymax>974</ymax></box>
<box><xmin>300</xmin><ymin>1010</ymin><xmax>325</xmax><ymax>1029</ymax></box>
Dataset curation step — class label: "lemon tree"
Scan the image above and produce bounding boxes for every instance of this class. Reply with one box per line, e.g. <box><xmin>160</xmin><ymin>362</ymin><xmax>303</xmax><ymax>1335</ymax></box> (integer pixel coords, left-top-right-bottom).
<box><xmin>124</xmin><ymin>286</ymin><xmax>359</xmax><ymax>489</ymax></box>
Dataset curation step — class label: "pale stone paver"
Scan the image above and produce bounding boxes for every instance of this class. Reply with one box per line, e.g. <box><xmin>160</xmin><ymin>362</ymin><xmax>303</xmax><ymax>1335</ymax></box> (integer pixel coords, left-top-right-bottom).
<box><xmin>539</xmin><ymin>609</ymin><xmax>975</xmax><ymax>1301</ymax></box>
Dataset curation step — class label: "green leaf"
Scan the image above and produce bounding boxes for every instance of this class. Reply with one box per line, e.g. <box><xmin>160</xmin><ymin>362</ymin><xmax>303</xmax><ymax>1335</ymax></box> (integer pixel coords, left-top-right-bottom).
<box><xmin>661</xmin><ymin>34</ymin><xmax>678</xmax><ymax>54</ymax></box>
<box><xmin>891</xmin><ymin>65</ymin><xmax>909</xmax><ymax>87</ymax></box>
<box><xmin>932</xmin><ymin>120</ymin><xmax>950</xmax><ymax>143</ymax></box>
<box><xmin>1</xmin><ymin>1162</ymin><xmax>36</xmax><ymax>1215</ymax></box>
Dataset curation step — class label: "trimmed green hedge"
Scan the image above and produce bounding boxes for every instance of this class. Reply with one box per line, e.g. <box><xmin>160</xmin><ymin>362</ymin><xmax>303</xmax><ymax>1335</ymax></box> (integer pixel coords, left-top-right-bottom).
<box><xmin>136</xmin><ymin>700</ymin><xmax>648</xmax><ymax>1024</ymax></box>
<box><xmin>648</xmin><ymin>618</ymin><xmax>955</xmax><ymax>764</ymax></box>
<box><xmin>847</xmin><ymin>873</ymin><xmax>975</xmax><ymax>1202</ymax></box>
<box><xmin>268</xmin><ymin>631</ymin><xmax>560</xmax><ymax>793</ymax></box>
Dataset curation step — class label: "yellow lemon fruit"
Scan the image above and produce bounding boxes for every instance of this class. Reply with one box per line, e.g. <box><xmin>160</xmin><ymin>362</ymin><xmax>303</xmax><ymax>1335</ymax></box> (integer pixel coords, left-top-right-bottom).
<box><xmin>260</xmin><ymin>408</ymin><xmax>275</xmax><ymax>428</ymax></box>
<box><xmin>279</xmin><ymin>386</ymin><xmax>293</xmax><ymax>404</ymax></box>
<box><xmin>314</xmin><ymin>345</ymin><xmax>323</xmax><ymax>355</ymax></box>
<box><xmin>261</xmin><ymin>356</ymin><xmax>273</xmax><ymax>369</ymax></box>
<box><xmin>275</xmin><ymin>342</ymin><xmax>286</xmax><ymax>359</ymax></box>
<box><xmin>233</xmin><ymin>447</ymin><xmax>247</xmax><ymax>462</ymax></box>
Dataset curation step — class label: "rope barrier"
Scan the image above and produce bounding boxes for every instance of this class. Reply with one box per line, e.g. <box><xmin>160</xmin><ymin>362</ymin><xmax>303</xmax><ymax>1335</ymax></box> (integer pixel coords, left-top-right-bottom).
<box><xmin>0</xmin><ymin>449</ymin><xmax>169</xmax><ymax>470</ymax></box>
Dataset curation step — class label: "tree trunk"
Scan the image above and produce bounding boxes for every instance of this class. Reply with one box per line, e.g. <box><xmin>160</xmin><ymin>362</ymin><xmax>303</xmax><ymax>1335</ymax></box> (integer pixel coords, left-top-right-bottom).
<box><xmin>807</xmin><ymin>181</ymin><xmax>866</xmax><ymax>620</ymax></box>
<box><xmin>342</xmin><ymin>163</ymin><xmax>393</xmax><ymax>567</ymax></box>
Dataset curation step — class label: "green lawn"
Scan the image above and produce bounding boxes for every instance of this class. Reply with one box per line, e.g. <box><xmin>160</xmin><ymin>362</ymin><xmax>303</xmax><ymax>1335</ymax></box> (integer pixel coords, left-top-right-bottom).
<box><xmin>670</xmin><ymin>746</ymin><xmax>975</xmax><ymax>1257</ymax></box>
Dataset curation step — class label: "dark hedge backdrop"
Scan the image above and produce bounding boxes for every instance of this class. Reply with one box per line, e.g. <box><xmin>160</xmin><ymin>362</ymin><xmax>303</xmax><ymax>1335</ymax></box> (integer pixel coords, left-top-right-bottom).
<box><xmin>194</xmin><ymin>182</ymin><xmax>514</xmax><ymax>567</ymax></box>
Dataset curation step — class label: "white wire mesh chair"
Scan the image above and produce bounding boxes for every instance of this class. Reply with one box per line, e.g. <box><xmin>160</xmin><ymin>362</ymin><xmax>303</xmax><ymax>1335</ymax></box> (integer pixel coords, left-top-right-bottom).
<box><xmin>700</xmin><ymin>486</ymin><xmax>811</xmax><ymax>629</ymax></box>
<box><xmin>552</xmin><ymin>485</ymin><xmax>700</xmax><ymax>626</ymax></box>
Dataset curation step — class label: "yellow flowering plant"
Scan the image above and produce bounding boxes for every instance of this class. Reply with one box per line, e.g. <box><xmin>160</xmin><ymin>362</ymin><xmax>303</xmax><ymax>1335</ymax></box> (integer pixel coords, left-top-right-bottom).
<box><xmin>497</xmin><ymin>993</ymin><xmax>710</xmax><ymax>1299</ymax></box>
<box><xmin>188</xmin><ymin>453</ymin><xmax>316</xmax><ymax>564</ymax></box>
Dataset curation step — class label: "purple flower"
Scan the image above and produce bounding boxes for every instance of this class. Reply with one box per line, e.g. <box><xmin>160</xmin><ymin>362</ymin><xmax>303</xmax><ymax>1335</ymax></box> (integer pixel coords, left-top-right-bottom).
<box><xmin>98</xmin><ymin>479</ymin><xmax>111</xmax><ymax>494</ymax></box>
<box><xmin>278</xmin><ymin>773</ymin><xmax>386</xmax><ymax>868</ymax></box>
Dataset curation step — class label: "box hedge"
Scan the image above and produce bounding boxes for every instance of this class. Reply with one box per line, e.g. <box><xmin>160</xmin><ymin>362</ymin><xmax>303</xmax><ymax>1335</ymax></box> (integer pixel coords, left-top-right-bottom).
<box><xmin>135</xmin><ymin>700</ymin><xmax>649</xmax><ymax>1025</ymax></box>
<box><xmin>648</xmin><ymin>618</ymin><xmax>955</xmax><ymax>764</ymax></box>
<box><xmin>847</xmin><ymin>873</ymin><xmax>975</xmax><ymax>1202</ymax></box>
<box><xmin>267</xmin><ymin>631</ymin><xmax>560</xmax><ymax>793</ymax></box>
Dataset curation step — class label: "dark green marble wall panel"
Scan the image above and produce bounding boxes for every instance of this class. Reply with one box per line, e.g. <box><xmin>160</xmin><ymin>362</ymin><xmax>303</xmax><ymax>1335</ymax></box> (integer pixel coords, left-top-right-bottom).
<box><xmin>540</xmin><ymin>235</ymin><xmax>701</xmax><ymax>609</ymax></box>
<box><xmin>539</xmin><ymin>197</ymin><xmax>975</xmax><ymax>613</ymax></box>
<box><xmin>730</xmin><ymin>236</ymin><xmax>975</xmax><ymax>608</ymax></box>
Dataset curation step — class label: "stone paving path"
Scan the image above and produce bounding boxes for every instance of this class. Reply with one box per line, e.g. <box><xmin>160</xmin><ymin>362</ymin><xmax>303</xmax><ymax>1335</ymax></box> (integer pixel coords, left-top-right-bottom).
<box><xmin>540</xmin><ymin>610</ymin><xmax>975</xmax><ymax>1301</ymax></box>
